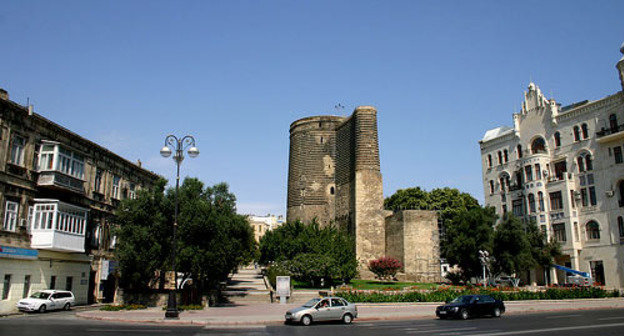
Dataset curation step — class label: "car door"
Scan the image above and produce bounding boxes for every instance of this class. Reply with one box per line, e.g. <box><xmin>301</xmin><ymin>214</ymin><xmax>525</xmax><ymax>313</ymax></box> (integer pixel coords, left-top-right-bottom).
<box><xmin>474</xmin><ymin>295</ymin><xmax>491</xmax><ymax>316</ymax></box>
<box><xmin>329</xmin><ymin>298</ymin><xmax>347</xmax><ymax>320</ymax></box>
<box><xmin>314</xmin><ymin>299</ymin><xmax>332</xmax><ymax>321</ymax></box>
<box><xmin>49</xmin><ymin>293</ymin><xmax>60</xmax><ymax>310</ymax></box>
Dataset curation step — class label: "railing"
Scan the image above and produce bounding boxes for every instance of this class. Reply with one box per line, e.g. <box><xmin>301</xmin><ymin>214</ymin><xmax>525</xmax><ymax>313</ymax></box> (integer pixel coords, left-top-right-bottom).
<box><xmin>596</xmin><ymin>124</ymin><xmax>624</xmax><ymax>137</ymax></box>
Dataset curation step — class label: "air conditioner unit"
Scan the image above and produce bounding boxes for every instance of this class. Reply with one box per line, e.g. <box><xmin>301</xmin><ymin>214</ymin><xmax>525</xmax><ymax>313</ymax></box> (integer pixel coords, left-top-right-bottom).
<box><xmin>605</xmin><ymin>190</ymin><xmax>615</xmax><ymax>197</ymax></box>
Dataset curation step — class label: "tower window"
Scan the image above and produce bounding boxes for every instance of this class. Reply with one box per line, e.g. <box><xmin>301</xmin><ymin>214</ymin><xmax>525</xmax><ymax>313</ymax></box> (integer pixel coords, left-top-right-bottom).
<box><xmin>330</xmin><ymin>186</ymin><xmax>335</xmax><ymax>195</ymax></box>
<box><xmin>573</xmin><ymin>126</ymin><xmax>580</xmax><ymax>141</ymax></box>
<box><xmin>581</xmin><ymin>123</ymin><xmax>589</xmax><ymax>139</ymax></box>
<box><xmin>517</xmin><ymin>145</ymin><xmax>523</xmax><ymax>158</ymax></box>
<box><xmin>554</xmin><ymin>132</ymin><xmax>561</xmax><ymax>148</ymax></box>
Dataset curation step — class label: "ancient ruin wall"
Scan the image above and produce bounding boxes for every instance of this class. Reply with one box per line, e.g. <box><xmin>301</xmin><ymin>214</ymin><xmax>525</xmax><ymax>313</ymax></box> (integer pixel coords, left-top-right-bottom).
<box><xmin>287</xmin><ymin>116</ymin><xmax>345</xmax><ymax>226</ymax></box>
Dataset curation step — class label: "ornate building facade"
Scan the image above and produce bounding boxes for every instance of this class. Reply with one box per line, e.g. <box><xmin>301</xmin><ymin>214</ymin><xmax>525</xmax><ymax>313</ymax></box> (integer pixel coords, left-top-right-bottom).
<box><xmin>479</xmin><ymin>44</ymin><xmax>624</xmax><ymax>289</ymax></box>
<box><xmin>0</xmin><ymin>88</ymin><xmax>160</xmax><ymax>313</ymax></box>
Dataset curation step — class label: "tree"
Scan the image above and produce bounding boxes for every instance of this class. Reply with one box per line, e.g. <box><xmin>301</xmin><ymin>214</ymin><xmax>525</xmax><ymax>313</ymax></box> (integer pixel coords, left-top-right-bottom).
<box><xmin>115</xmin><ymin>178</ymin><xmax>256</xmax><ymax>301</ymax></box>
<box><xmin>526</xmin><ymin>219</ymin><xmax>561</xmax><ymax>285</ymax></box>
<box><xmin>441</xmin><ymin>206</ymin><xmax>497</xmax><ymax>282</ymax></box>
<box><xmin>492</xmin><ymin>213</ymin><xmax>534</xmax><ymax>277</ymax></box>
<box><xmin>259</xmin><ymin>220</ymin><xmax>357</xmax><ymax>286</ymax></box>
<box><xmin>114</xmin><ymin>178</ymin><xmax>170</xmax><ymax>292</ymax></box>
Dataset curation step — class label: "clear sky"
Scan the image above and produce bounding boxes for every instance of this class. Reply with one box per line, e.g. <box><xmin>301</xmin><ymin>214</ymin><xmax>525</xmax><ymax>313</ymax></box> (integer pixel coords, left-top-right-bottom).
<box><xmin>1</xmin><ymin>1</ymin><xmax>623</xmax><ymax>216</ymax></box>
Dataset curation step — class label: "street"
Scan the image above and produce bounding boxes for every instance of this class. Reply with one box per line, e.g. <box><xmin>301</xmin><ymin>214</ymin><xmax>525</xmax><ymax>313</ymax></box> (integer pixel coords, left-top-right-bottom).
<box><xmin>2</xmin><ymin>308</ymin><xmax>624</xmax><ymax>336</ymax></box>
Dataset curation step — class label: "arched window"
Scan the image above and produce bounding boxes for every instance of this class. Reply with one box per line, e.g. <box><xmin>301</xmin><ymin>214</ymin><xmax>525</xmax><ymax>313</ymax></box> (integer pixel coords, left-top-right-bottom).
<box><xmin>531</xmin><ymin>137</ymin><xmax>546</xmax><ymax>154</ymax></box>
<box><xmin>528</xmin><ymin>193</ymin><xmax>536</xmax><ymax>213</ymax></box>
<box><xmin>487</xmin><ymin>154</ymin><xmax>492</xmax><ymax>168</ymax></box>
<box><xmin>581</xmin><ymin>123</ymin><xmax>589</xmax><ymax>139</ymax></box>
<box><xmin>586</xmin><ymin>221</ymin><xmax>600</xmax><ymax>240</ymax></box>
<box><xmin>330</xmin><ymin>186</ymin><xmax>335</xmax><ymax>195</ymax></box>
<box><xmin>498</xmin><ymin>151</ymin><xmax>503</xmax><ymax>165</ymax></box>
<box><xmin>538</xmin><ymin>191</ymin><xmax>544</xmax><ymax>211</ymax></box>
<box><xmin>554</xmin><ymin>132</ymin><xmax>561</xmax><ymax>148</ymax></box>
<box><xmin>489</xmin><ymin>180</ymin><xmax>494</xmax><ymax>194</ymax></box>
<box><xmin>517</xmin><ymin>145</ymin><xmax>523</xmax><ymax>159</ymax></box>
<box><xmin>573</xmin><ymin>126</ymin><xmax>580</xmax><ymax>141</ymax></box>
<box><xmin>577</xmin><ymin>156</ymin><xmax>585</xmax><ymax>173</ymax></box>
<box><xmin>610</xmin><ymin>114</ymin><xmax>618</xmax><ymax>132</ymax></box>
<box><xmin>504</xmin><ymin>149</ymin><xmax>508</xmax><ymax>163</ymax></box>
<box><xmin>585</xmin><ymin>154</ymin><xmax>593</xmax><ymax>171</ymax></box>
<box><xmin>535</xmin><ymin>163</ymin><xmax>541</xmax><ymax>180</ymax></box>
<box><xmin>618</xmin><ymin>181</ymin><xmax>624</xmax><ymax>207</ymax></box>
<box><xmin>499</xmin><ymin>177</ymin><xmax>506</xmax><ymax>192</ymax></box>
<box><xmin>618</xmin><ymin>216</ymin><xmax>624</xmax><ymax>238</ymax></box>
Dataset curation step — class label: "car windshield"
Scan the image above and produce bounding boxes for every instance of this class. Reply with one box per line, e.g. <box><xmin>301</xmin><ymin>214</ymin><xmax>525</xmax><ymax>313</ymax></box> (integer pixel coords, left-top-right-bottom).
<box><xmin>302</xmin><ymin>298</ymin><xmax>320</xmax><ymax>307</ymax></box>
<box><xmin>450</xmin><ymin>296</ymin><xmax>473</xmax><ymax>304</ymax></box>
<box><xmin>29</xmin><ymin>292</ymin><xmax>50</xmax><ymax>299</ymax></box>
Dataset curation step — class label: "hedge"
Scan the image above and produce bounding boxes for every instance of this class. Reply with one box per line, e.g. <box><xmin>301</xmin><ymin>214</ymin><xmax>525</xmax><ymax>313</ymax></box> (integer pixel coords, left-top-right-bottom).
<box><xmin>335</xmin><ymin>287</ymin><xmax>620</xmax><ymax>303</ymax></box>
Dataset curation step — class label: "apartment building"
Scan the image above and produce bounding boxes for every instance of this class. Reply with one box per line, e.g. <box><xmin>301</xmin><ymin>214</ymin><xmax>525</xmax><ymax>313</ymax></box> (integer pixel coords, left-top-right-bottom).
<box><xmin>479</xmin><ymin>44</ymin><xmax>624</xmax><ymax>289</ymax></box>
<box><xmin>248</xmin><ymin>214</ymin><xmax>285</xmax><ymax>243</ymax></box>
<box><xmin>0</xmin><ymin>88</ymin><xmax>160</xmax><ymax>313</ymax></box>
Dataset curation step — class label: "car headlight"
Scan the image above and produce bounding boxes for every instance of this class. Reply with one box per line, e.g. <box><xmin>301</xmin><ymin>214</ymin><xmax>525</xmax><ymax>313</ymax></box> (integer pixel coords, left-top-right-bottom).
<box><xmin>452</xmin><ymin>307</ymin><xmax>459</xmax><ymax>312</ymax></box>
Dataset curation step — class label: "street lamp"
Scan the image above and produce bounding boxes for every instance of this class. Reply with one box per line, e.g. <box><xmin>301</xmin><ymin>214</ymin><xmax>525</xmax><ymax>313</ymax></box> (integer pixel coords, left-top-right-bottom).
<box><xmin>160</xmin><ymin>135</ymin><xmax>199</xmax><ymax>318</ymax></box>
<box><xmin>478</xmin><ymin>250</ymin><xmax>490</xmax><ymax>288</ymax></box>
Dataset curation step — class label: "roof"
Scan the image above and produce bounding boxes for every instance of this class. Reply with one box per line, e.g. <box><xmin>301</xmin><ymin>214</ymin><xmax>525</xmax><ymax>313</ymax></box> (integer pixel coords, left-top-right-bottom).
<box><xmin>481</xmin><ymin>126</ymin><xmax>514</xmax><ymax>142</ymax></box>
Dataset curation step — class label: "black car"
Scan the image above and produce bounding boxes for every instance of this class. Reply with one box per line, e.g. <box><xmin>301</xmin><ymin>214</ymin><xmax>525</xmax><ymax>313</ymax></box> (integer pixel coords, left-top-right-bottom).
<box><xmin>436</xmin><ymin>295</ymin><xmax>505</xmax><ymax>320</ymax></box>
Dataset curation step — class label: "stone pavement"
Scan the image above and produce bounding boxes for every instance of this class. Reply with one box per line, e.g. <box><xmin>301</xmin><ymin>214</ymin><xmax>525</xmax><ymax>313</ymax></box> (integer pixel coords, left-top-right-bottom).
<box><xmin>75</xmin><ymin>298</ymin><xmax>624</xmax><ymax>326</ymax></box>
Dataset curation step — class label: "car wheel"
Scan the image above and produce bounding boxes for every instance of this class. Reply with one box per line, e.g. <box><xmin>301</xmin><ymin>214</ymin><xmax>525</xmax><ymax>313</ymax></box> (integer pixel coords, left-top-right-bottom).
<box><xmin>493</xmin><ymin>307</ymin><xmax>501</xmax><ymax>317</ymax></box>
<box><xmin>301</xmin><ymin>315</ymin><xmax>312</xmax><ymax>326</ymax></box>
<box><xmin>460</xmin><ymin>309</ymin><xmax>469</xmax><ymax>320</ymax></box>
<box><xmin>64</xmin><ymin>303</ymin><xmax>71</xmax><ymax>311</ymax></box>
<box><xmin>38</xmin><ymin>305</ymin><xmax>47</xmax><ymax>313</ymax></box>
<box><xmin>342</xmin><ymin>313</ymin><xmax>353</xmax><ymax>324</ymax></box>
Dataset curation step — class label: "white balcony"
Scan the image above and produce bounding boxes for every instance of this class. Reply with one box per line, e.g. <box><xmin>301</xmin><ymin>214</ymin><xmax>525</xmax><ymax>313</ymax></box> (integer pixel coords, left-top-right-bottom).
<box><xmin>30</xmin><ymin>199</ymin><xmax>88</xmax><ymax>253</ymax></box>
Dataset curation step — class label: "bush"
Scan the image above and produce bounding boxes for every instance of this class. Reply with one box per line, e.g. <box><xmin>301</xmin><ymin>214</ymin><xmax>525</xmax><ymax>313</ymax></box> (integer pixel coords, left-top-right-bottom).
<box><xmin>368</xmin><ymin>257</ymin><xmax>403</xmax><ymax>280</ymax></box>
<box><xmin>100</xmin><ymin>304</ymin><xmax>147</xmax><ymax>311</ymax></box>
<box><xmin>265</xmin><ymin>262</ymin><xmax>291</xmax><ymax>289</ymax></box>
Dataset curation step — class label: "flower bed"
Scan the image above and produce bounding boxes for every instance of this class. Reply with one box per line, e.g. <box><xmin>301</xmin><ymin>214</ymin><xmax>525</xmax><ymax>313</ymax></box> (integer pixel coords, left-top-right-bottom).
<box><xmin>336</xmin><ymin>286</ymin><xmax>620</xmax><ymax>303</ymax></box>
<box><xmin>100</xmin><ymin>304</ymin><xmax>147</xmax><ymax>311</ymax></box>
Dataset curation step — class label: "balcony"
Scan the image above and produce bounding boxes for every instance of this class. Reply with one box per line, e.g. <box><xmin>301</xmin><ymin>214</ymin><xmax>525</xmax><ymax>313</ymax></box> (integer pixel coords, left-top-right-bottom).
<box><xmin>596</xmin><ymin>124</ymin><xmax>624</xmax><ymax>143</ymax></box>
<box><xmin>37</xmin><ymin>170</ymin><xmax>85</xmax><ymax>194</ymax></box>
<box><xmin>29</xmin><ymin>199</ymin><xmax>88</xmax><ymax>253</ymax></box>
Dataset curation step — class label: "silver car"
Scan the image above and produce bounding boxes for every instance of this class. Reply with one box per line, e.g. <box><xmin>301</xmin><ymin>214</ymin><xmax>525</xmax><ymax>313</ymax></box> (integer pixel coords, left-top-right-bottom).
<box><xmin>285</xmin><ymin>296</ymin><xmax>358</xmax><ymax>326</ymax></box>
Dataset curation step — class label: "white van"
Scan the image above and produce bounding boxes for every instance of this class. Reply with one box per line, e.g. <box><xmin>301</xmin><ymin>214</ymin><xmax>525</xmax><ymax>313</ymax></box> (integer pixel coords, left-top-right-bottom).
<box><xmin>16</xmin><ymin>290</ymin><xmax>75</xmax><ymax>313</ymax></box>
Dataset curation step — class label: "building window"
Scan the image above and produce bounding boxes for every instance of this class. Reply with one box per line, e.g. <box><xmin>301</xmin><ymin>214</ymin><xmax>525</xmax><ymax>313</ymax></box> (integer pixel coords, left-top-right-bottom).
<box><xmin>610</xmin><ymin>114</ymin><xmax>618</xmax><ymax>132</ymax></box>
<box><xmin>31</xmin><ymin>201</ymin><xmax>87</xmax><ymax>235</ymax></box>
<box><xmin>618</xmin><ymin>216</ymin><xmax>624</xmax><ymax>238</ymax></box>
<box><xmin>129</xmin><ymin>184</ymin><xmax>136</xmax><ymax>199</ymax></box>
<box><xmin>498</xmin><ymin>151</ymin><xmax>502</xmax><ymax>165</ymax></box>
<box><xmin>517</xmin><ymin>145</ymin><xmax>523</xmax><ymax>158</ymax></box>
<box><xmin>554</xmin><ymin>132</ymin><xmax>561</xmax><ymax>148</ymax></box>
<box><xmin>94</xmin><ymin>169</ymin><xmax>103</xmax><ymax>193</ymax></box>
<box><xmin>531</xmin><ymin>137</ymin><xmax>546</xmax><ymax>154</ymax></box>
<box><xmin>38</xmin><ymin>144</ymin><xmax>55</xmax><ymax>170</ymax></box>
<box><xmin>525</xmin><ymin>165</ymin><xmax>533</xmax><ymax>182</ymax></box>
<box><xmin>111</xmin><ymin>175</ymin><xmax>121</xmax><ymax>199</ymax></box>
<box><xmin>585</xmin><ymin>154</ymin><xmax>593</xmax><ymax>171</ymax></box>
<box><xmin>577</xmin><ymin>156</ymin><xmax>585</xmax><ymax>173</ymax></box>
<box><xmin>512</xmin><ymin>199</ymin><xmax>524</xmax><ymax>217</ymax></box>
<box><xmin>549</xmin><ymin>191</ymin><xmax>563</xmax><ymax>211</ymax></box>
<box><xmin>503</xmin><ymin>149</ymin><xmax>508</xmax><ymax>163</ymax></box>
<box><xmin>65</xmin><ymin>276</ymin><xmax>73</xmax><ymax>291</ymax></box>
<box><xmin>554</xmin><ymin>160</ymin><xmax>567</xmax><ymax>180</ymax></box>
<box><xmin>9</xmin><ymin>135</ymin><xmax>26</xmax><ymax>166</ymax></box>
<box><xmin>579</xmin><ymin>173</ymin><xmax>597</xmax><ymax>207</ymax></box>
<box><xmin>38</xmin><ymin>144</ymin><xmax>85</xmax><ymax>179</ymax></box>
<box><xmin>586</xmin><ymin>221</ymin><xmax>600</xmax><ymax>240</ymax></box>
<box><xmin>614</xmin><ymin>146</ymin><xmax>623</xmax><ymax>164</ymax></box>
<box><xmin>23</xmin><ymin>275</ymin><xmax>31</xmax><ymax>298</ymax></box>
<box><xmin>489</xmin><ymin>180</ymin><xmax>494</xmax><ymax>194</ymax></box>
<box><xmin>50</xmin><ymin>276</ymin><xmax>56</xmax><ymax>289</ymax></box>
<box><xmin>3</xmin><ymin>201</ymin><xmax>19</xmax><ymax>232</ymax></box>
<box><xmin>581</xmin><ymin>123</ymin><xmax>589</xmax><ymax>139</ymax></box>
<box><xmin>573</xmin><ymin>126</ymin><xmax>580</xmax><ymax>141</ymax></box>
<box><xmin>528</xmin><ymin>193</ymin><xmax>536</xmax><ymax>213</ymax></box>
<box><xmin>487</xmin><ymin>154</ymin><xmax>492</xmax><ymax>168</ymax></box>
<box><xmin>535</xmin><ymin>163</ymin><xmax>541</xmax><ymax>180</ymax></box>
<box><xmin>619</xmin><ymin>181</ymin><xmax>624</xmax><ymax>207</ymax></box>
<box><xmin>538</xmin><ymin>192</ymin><xmax>545</xmax><ymax>211</ymax></box>
<box><xmin>2</xmin><ymin>274</ymin><xmax>11</xmax><ymax>300</ymax></box>
<box><xmin>502</xmin><ymin>204</ymin><xmax>507</xmax><ymax>214</ymax></box>
<box><xmin>570</xmin><ymin>190</ymin><xmax>576</xmax><ymax>209</ymax></box>
<box><xmin>553</xmin><ymin>223</ymin><xmax>566</xmax><ymax>242</ymax></box>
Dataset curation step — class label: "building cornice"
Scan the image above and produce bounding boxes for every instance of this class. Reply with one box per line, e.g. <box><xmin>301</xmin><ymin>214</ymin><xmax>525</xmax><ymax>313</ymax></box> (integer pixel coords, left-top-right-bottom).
<box><xmin>479</xmin><ymin>131</ymin><xmax>517</xmax><ymax>150</ymax></box>
<box><xmin>556</xmin><ymin>91</ymin><xmax>623</xmax><ymax>122</ymax></box>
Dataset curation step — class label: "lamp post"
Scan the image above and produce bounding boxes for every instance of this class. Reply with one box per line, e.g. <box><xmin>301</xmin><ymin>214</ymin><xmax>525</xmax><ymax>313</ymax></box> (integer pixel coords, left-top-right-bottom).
<box><xmin>160</xmin><ymin>135</ymin><xmax>199</xmax><ymax>319</ymax></box>
<box><xmin>478</xmin><ymin>250</ymin><xmax>489</xmax><ymax>288</ymax></box>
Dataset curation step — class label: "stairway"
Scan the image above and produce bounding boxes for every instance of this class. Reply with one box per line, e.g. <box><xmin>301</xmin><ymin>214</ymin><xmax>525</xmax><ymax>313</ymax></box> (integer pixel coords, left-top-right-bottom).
<box><xmin>222</xmin><ymin>266</ymin><xmax>271</xmax><ymax>303</ymax></box>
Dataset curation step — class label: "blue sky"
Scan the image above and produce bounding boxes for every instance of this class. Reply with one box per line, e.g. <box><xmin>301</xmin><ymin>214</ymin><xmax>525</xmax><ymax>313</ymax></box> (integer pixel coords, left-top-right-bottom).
<box><xmin>1</xmin><ymin>1</ymin><xmax>623</xmax><ymax>216</ymax></box>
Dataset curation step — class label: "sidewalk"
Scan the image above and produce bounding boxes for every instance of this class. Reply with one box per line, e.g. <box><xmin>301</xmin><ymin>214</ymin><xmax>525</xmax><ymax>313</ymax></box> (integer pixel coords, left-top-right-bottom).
<box><xmin>75</xmin><ymin>298</ymin><xmax>624</xmax><ymax>326</ymax></box>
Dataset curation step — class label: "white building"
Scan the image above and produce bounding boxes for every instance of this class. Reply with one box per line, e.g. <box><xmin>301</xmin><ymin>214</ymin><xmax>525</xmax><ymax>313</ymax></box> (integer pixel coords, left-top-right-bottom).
<box><xmin>248</xmin><ymin>214</ymin><xmax>285</xmax><ymax>243</ymax></box>
<box><xmin>479</xmin><ymin>43</ymin><xmax>624</xmax><ymax>289</ymax></box>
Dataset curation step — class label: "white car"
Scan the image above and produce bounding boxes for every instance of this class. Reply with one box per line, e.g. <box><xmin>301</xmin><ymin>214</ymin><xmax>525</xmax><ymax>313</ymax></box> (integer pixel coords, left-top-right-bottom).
<box><xmin>16</xmin><ymin>290</ymin><xmax>75</xmax><ymax>313</ymax></box>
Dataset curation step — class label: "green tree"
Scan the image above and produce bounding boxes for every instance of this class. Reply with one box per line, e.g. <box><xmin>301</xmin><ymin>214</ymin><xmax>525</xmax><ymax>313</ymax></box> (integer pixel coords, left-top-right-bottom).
<box><xmin>114</xmin><ymin>178</ymin><xmax>170</xmax><ymax>292</ymax></box>
<box><xmin>492</xmin><ymin>213</ymin><xmax>534</xmax><ymax>277</ymax></box>
<box><xmin>441</xmin><ymin>206</ymin><xmax>497</xmax><ymax>282</ymax></box>
<box><xmin>526</xmin><ymin>220</ymin><xmax>562</xmax><ymax>284</ymax></box>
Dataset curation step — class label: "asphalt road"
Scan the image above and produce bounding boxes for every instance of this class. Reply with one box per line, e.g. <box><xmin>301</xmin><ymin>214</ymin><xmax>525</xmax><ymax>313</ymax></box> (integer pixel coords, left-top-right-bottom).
<box><xmin>1</xmin><ymin>308</ymin><xmax>624</xmax><ymax>336</ymax></box>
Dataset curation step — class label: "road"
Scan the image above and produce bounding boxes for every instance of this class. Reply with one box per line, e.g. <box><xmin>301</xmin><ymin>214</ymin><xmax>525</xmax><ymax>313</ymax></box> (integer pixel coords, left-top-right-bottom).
<box><xmin>1</xmin><ymin>308</ymin><xmax>624</xmax><ymax>335</ymax></box>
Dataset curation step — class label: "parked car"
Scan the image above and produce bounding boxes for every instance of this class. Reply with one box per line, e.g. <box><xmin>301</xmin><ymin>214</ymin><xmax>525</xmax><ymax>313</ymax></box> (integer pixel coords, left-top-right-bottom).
<box><xmin>285</xmin><ymin>297</ymin><xmax>357</xmax><ymax>326</ymax></box>
<box><xmin>16</xmin><ymin>290</ymin><xmax>75</xmax><ymax>313</ymax></box>
<box><xmin>436</xmin><ymin>294</ymin><xmax>505</xmax><ymax>320</ymax></box>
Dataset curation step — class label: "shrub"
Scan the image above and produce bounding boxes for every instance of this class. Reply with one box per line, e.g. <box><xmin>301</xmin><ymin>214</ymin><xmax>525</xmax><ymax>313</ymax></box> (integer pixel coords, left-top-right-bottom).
<box><xmin>100</xmin><ymin>304</ymin><xmax>147</xmax><ymax>311</ymax></box>
<box><xmin>265</xmin><ymin>262</ymin><xmax>291</xmax><ymax>288</ymax></box>
<box><xmin>368</xmin><ymin>257</ymin><xmax>403</xmax><ymax>280</ymax></box>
